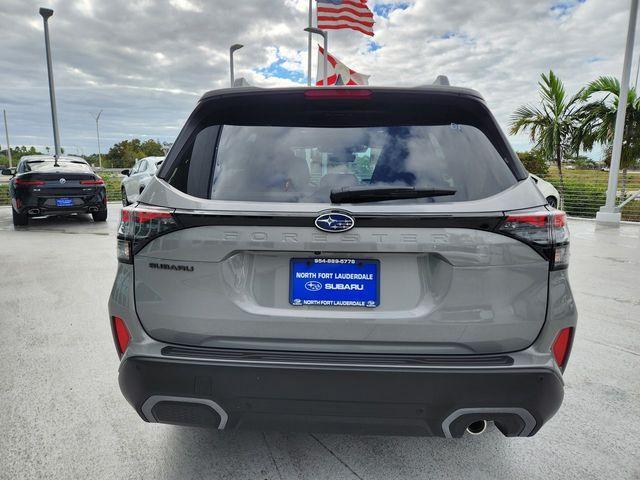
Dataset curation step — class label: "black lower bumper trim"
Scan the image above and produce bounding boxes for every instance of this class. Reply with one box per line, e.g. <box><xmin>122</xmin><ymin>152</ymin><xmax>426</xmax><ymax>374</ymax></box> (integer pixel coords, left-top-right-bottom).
<box><xmin>119</xmin><ymin>356</ymin><xmax>564</xmax><ymax>437</ymax></box>
<box><xmin>161</xmin><ymin>346</ymin><xmax>514</xmax><ymax>367</ymax></box>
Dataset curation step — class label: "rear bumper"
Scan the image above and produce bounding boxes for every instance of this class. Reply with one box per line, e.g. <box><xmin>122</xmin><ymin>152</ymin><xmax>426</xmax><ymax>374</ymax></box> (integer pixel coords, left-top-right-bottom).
<box><xmin>13</xmin><ymin>189</ymin><xmax>107</xmax><ymax>215</ymax></box>
<box><xmin>118</xmin><ymin>352</ymin><xmax>564</xmax><ymax>437</ymax></box>
<box><xmin>16</xmin><ymin>200</ymin><xmax>107</xmax><ymax>216</ymax></box>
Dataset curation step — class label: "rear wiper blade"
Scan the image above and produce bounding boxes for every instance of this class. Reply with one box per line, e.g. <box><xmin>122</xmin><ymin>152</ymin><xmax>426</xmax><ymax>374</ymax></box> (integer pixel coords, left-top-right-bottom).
<box><xmin>330</xmin><ymin>186</ymin><xmax>456</xmax><ymax>204</ymax></box>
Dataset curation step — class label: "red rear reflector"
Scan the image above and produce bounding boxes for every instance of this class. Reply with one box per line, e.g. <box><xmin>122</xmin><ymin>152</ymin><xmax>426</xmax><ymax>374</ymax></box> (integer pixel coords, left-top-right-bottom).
<box><xmin>112</xmin><ymin>316</ymin><xmax>131</xmax><ymax>356</ymax></box>
<box><xmin>15</xmin><ymin>179</ymin><xmax>45</xmax><ymax>186</ymax></box>
<box><xmin>305</xmin><ymin>89</ymin><xmax>372</xmax><ymax>100</ymax></box>
<box><xmin>552</xmin><ymin>327</ymin><xmax>573</xmax><ymax>367</ymax></box>
<box><xmin>80</xmin><ymin>179</ymin><xmax>105</xmax><ymax>185</ymax></box>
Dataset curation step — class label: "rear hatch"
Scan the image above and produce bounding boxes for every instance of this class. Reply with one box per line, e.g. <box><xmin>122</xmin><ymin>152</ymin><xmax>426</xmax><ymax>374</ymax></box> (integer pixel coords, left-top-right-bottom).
<box><xmin>128</xmin><ymin>88</ymin><xmax>552</xmax><ymax>355</ymax></box>
<box><xmin>16</xmin><ymin>160</ymin><xmax>103</xmax><ymax>206</ymax></box>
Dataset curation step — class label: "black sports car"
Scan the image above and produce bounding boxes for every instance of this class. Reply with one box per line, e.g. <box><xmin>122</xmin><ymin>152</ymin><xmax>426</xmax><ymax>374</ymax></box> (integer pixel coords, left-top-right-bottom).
<box><xmin>2</xmin><ymin>155</ymin><xmax>108</xmax><ymax>226</ymax></box>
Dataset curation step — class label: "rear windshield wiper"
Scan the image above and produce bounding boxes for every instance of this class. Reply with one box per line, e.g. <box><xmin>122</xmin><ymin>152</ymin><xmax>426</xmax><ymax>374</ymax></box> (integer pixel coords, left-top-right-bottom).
<box><xmin>330</xmin><ymin>186</ymin><xmax>456</xmax><ymax>204</ymax></box>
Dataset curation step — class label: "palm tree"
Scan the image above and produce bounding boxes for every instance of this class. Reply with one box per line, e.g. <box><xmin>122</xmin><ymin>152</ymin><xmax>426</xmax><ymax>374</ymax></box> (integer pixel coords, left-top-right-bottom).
<box><xmin>509</xmin><ymin>71</ymin><xmax>584</xmax><ymax>186</ymax></box>
<box><xmin>577</xmin><ymin>76</ymin><xmax>640</xmax><ymax>199</ymax></box>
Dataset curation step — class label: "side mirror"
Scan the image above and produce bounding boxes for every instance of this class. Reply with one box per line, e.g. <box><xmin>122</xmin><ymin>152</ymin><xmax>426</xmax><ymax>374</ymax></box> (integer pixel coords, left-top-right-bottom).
<box><xmin>1</xmin><ymin>168</ymin><xmax>16</xmax><ymax>176</ymax></box>
<box><xmin>121</xmin><ymin>169</ymin><xmax>130</xmax><ymax>176</ymax></box>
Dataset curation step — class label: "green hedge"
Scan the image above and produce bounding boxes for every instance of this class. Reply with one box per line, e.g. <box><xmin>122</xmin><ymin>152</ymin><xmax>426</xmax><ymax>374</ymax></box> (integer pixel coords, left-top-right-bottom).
<box><xmin>0</xmin><ymin>184</ymin><xmax>9</xmax><ymax>206</ymax></box>
<box><xmin>544</xmin><ymin>177</ymin><xmax>607</xmax><ymax>218</ymax></box>
<box><xmin>544</xmin><ymin>176</ymin><xmax>639</xmax><ymax>221</ymax></box>
<box><xmin>101</xmin><ymin>173</ymin><xmax>122</xmax><ymax>202</ymax></box>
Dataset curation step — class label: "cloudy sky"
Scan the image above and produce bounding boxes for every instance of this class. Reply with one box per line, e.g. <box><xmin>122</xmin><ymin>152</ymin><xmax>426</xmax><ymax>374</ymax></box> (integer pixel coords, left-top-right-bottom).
<box><xmin>0</xmin><ymin>0</ymin><xmax>638</xmax><ymax>156</ymax></box>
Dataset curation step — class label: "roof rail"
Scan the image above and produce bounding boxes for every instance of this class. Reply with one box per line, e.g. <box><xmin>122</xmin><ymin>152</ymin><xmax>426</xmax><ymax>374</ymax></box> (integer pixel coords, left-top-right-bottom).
<box><xmin>433</xmin><ymin>75</ymin><xmax>450</xmax><ymax>86</ymax></box>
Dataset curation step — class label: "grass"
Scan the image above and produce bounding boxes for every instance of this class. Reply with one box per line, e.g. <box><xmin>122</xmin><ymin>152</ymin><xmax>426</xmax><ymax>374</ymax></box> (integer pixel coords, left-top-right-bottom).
<box><xmin>539</xmin><ymin>167</ymin><xmax>640</xmax><ymax>221</ymax></box>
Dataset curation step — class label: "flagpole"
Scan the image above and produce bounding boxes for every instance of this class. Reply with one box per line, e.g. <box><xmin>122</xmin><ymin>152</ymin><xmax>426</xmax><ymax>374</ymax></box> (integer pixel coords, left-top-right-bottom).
<box><xmin>304</xmin><ymin>27</ymin><xmax>328</xmax><ymax>86</ymax></box>
<box><xmin>307</xmin><ymin>0</ymin><xmax>312</xmax><ymax>86</ymax></box>
<box><xmin>324</xmin><ymin>31</ymin><xmax>328</xmax><ymax>86</ymax></box>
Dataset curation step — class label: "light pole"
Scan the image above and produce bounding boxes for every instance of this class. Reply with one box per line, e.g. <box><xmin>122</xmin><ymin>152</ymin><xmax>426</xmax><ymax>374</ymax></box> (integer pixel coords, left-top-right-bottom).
<box><xmin>304</xmin><ymin>27</ymin><xmax>328</xmax><ymax>86</ymax></box>
<box><xmin>596</xmin><ymin>0</ymin><xmax>638</xmax><ymax>226</ymax></box>
<box><xmin>230</xmin><ymin>44</ymin><xmax>243</xmax><ymax>87</ymax></box>
<box><xmin>93</xmin><ymin>110</ymin><xmax>103</xmax><ymax>169</ymax></box>
<box><xmin>3</xmin><ymin>110</ymin><xmax>12</xmax><ymax>168</ymax></box>
<box><xmin>39</xmin><ymin>7</ymin><xmax>62</xmax><ymax>167</ymax></box>
<box><xmin>635</xmin><ymin>52</ymin><xmax>640</xmax><ymax>90</ymax></box>
<box><xmin>307</xmin><ymin>0</ymin><xmax>313</xmax><ymax>86</ymax></box>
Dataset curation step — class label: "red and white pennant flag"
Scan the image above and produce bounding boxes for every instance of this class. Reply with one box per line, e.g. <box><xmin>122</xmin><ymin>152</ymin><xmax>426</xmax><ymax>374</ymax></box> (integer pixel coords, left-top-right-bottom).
<box><xmin>316</xmin><ymin>46</ymin><xmax>370</xmax><ymax>86</ymax></box>
<box><xmin>316</xmin><ymin>0</ymin><xmax>375</xmax><ymax>37</ymax></box>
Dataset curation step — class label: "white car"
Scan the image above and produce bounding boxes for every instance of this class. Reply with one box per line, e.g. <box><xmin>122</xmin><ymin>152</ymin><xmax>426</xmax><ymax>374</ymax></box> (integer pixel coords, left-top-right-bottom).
<box><xmin>121</xmin><ymin>156</ymin><xmax>164</xmax><ymax>206</ymax></box>
<box><xmin>530</xmin><ymin>173</ymin><xmax>561</xmax><ymax>209</ymax></box>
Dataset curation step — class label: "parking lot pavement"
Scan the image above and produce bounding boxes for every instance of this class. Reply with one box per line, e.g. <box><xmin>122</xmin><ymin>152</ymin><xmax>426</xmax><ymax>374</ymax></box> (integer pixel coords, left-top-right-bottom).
<box><xmin>0</xmin><ymin>204</ymin><xmax>638</xmax><ymax>480</ymax></box>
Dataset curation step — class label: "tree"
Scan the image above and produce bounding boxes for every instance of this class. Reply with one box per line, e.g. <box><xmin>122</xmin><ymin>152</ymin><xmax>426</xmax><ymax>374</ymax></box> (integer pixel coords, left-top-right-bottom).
<box><xmin>576</xmin><ymin>76</ymin><xmax>640</xmax><ymax>199</ymax></box>
<box><xmin>105</xmin><ymin>138</ymin><xmax>165</xmax><ymax>168</ymax></box>
<box><xmin>140</xmin><ymin>139</ymin><xmax>164</xmax><ymax>157</ymax></box>
<box><xmin>9</xmin><ymin>146</ymin><xmax>42</xmax><ymax>161</ymax></box>
<box><xmin>566</xmin><ymin>154</ymin><xmax>598</xmax><ymax>170</ymax></box>
<box><xmin>510</xmin><ymin>71</ymin><xmax>584</xmax><ymax>186</ymax></box>
<box><xmin>517</xmin><ymin>150</ymin><xmax>549</xmax><ymax>175</ymax></box>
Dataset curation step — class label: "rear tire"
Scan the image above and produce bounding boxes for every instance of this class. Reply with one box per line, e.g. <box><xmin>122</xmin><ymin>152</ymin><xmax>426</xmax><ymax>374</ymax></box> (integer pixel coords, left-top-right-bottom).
<box><xmin>122</xmin><ymin>188</ymin><xmax>130</xmax><ymax>207</ymax></box>
<box><xmin>546</xmin><ymin>196</ymin><xmax>558</xmax><ymax>209</ymax></box>
<box><xmin>92</xmin><ymin>210</ymin><xmax>108</xmax><ymax>222</ymax></box>
<box><xmin>12</xmin><ymin>207</ymin><xmax>29</xmax><ymax>227</ymax></box>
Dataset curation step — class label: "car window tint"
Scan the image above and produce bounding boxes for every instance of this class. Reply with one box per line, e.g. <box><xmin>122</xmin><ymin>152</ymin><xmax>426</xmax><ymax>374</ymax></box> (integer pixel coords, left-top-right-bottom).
<box><xmin>165</xmin><ymin>126</ymin><xmax>218</xmax><ymax>195</ymax></box>
<box><xmin>209</xmin><ymin>125</ymin><xmax>516</xmax><ymax>204</ymax></box>
<box><xmin>24</xmin><ymin>160</ymin><xmax>92</xmax><ymax>172</ymax></box>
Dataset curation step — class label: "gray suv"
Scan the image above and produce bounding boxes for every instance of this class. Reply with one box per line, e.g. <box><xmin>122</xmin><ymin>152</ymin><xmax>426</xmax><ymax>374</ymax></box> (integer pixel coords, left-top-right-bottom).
<box><xmin>109</xmin><ymin>85</ymin><xmax>576</xmax><ymax>437</ymax></box>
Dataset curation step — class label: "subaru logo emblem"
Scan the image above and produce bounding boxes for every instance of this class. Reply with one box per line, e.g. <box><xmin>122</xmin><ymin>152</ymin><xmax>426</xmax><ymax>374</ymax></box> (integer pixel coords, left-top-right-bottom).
<box><xmin>304</xmin><ymin>281</ymin><xmax>323</xmax><ymax>292</ymax></box>
<box><xmin>315</xmin><ymin>212</ymin><xmax>355</xmax><ymax>233</ymax></box>
<box><xmin>59</xmin><ymin>178</ymin><xmax>66</xmax><ymax>184</ymax></box>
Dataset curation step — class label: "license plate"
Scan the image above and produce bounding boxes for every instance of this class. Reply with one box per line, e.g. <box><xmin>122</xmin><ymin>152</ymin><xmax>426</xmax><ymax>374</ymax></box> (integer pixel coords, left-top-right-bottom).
<box><xmin>56</xmin><ymin>198</ymin><xmax>74</xmax><ymax>207</ymax></box>
<box><xmin>290</xmin><ymin>258</ymin><xmax>379</xmax><ymax>308</ymax></box>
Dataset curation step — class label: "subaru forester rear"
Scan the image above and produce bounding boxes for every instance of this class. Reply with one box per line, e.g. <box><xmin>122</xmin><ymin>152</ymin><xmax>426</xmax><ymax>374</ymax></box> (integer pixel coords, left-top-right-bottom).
<box><xmin>108</xmin><ymin>85</ymin><xmax>576</xmax><ymax>437</ymax></box>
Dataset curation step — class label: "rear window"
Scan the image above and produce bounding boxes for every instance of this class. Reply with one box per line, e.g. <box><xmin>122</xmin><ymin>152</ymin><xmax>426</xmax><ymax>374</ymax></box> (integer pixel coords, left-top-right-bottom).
<box><xmin>23</xmin><ymin>160</ymin><xmax>91</xmax><ymax>173</ymax></box>
<box><xmin>208</xmin><ymin>124</ymin><xmax>515</xmax><ymax>203</ymax></box>
<box><xmin>161</xmin><ymin>90</ymin><xmax>523</xmax><ymax>204</ymax></box>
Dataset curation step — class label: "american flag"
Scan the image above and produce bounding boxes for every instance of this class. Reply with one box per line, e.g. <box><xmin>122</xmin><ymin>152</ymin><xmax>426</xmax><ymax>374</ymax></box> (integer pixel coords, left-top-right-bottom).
<box><xmin>316</xmin><ymin>46</ymin><xmax>370</xmax><ymax>86</ymax></box>
<box><xmin>316</xmin><ymin>0</ymin><xmax>375</xmax><ymax>37</ymax></box>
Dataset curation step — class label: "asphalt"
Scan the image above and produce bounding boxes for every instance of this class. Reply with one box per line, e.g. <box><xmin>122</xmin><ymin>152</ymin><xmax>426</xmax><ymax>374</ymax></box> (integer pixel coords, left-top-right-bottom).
<box><xmin>0</xmin><ymin>204</ymin><xmax>638</xmax><ymax>480</ymax></box>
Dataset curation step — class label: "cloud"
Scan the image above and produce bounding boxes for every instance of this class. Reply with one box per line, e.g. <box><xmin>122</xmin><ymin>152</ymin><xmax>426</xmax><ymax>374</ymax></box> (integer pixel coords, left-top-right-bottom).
<box><xmin>0</xmin><ymin>0</ymin><xmax>637</xmax><ymax>157</ymax></box>
<box><xmin>169</xmin><ymin>0</ymin><xmax>202</xmax><ymax>13</ymax></box>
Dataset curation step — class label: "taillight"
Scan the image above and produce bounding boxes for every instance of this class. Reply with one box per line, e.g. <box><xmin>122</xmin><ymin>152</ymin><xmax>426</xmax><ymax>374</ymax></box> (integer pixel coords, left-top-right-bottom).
<box><xmin>80</xmin><ymin>178</ymin><xmax>105</xmax><ymax>185</ymax></box>
<box><xmin>117</xmin><ymin>205</ymin><xmax>179</xmax><ymax>263</ymax></box>
<box><xmin>15</xmin><ymin>178</ymin><xmax>45</xmax><ymax>186</ymax></box>
<box><xmin>305</xmin><ymin>89</ymin><xmax>373</xmax><ymax>100</ymax></box>
<box><xmin>552</xmin><ymin>327</ymin><xmax>574</xmax><ymax>369</ymax></box>
<box><xmin>498</xmin><ymin>209</ymin><xmax>569</xmax><ymax>270</ymax></box>
<box><xmin>112</xmin><ymin>316</ymin><xmax>131</xmax><ymax>357</ymax></box>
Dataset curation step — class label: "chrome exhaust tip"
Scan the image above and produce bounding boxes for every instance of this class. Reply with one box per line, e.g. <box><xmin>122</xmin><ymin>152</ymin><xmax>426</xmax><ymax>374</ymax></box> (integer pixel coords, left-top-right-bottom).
<box><xmin>466</xmin><ymin>420</ymin><xmax>487</xmax><ymax>435</ymax></box>
<box><xmin>88</xmin><ymin>206</ymin><xmax>99</xmax><ymax>212</ymax></box>
<box><xmin>28</xmin><ymin>209</ymin><xmax>40</xmax><ymax>215</ymax></box>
